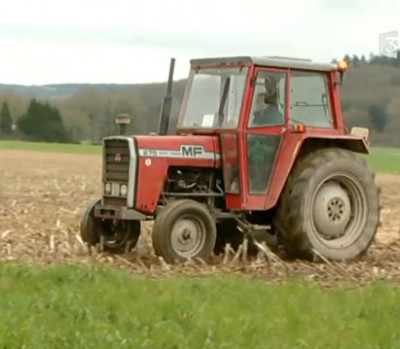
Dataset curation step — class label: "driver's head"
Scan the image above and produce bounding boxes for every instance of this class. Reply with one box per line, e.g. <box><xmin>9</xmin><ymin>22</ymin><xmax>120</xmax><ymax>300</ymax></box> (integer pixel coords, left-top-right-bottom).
<box><xmin>264</xmin><ymin>77</ymin><xmax>278</xmax><ymax>105</ymax></box>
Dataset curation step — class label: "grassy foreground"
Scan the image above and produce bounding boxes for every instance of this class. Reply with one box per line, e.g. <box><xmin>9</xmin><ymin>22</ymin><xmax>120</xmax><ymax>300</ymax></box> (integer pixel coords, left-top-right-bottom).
<box><xmin>1</xmin><ymin>140</ymin><xmax>399</xmax><ymax>174</ymax></box>
<box><xmin>0</xmin><ymin>263</ymin><xmax>400</xmax><ymax>349</ymax></box>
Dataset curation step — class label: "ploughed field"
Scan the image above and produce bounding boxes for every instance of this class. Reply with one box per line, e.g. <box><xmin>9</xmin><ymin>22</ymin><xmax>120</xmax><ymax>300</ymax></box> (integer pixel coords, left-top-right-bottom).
<box><xmin>1</xmin><ymin>149</ymin><xmax>400</xmax><ymax>286</ymax></box>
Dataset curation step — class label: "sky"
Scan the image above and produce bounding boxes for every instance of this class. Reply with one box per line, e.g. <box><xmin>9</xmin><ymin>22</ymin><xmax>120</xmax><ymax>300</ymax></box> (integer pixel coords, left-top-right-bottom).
<box><xmin>0</xmin><ymin>0</ymin><xmax>398</xmax><ymax>85</ymax></box>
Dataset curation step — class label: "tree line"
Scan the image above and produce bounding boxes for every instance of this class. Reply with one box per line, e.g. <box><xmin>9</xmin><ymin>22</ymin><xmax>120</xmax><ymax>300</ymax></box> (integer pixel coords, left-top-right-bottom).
<box><xmin>0</xmin><ymin>80</ymin><xmax>186</xmax><ymax>143</ymax></box>
<box><xmin>0</xmin><ymin>51</ymin><xmax>399</xmax><ymax>146</ymax></box>
<box><xmin>333</xmin><ymin>50</ymin><xmax>400</xmax><ymax>67</ymax></box>
<box><xmin>0</xmin><ymin>100</ymin><xmax>68</xmax><ymax>142</ymax></box>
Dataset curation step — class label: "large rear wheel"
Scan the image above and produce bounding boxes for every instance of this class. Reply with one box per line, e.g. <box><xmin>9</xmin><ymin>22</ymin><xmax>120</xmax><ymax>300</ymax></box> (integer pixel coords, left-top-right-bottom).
<box><xmin>273</xmin><ymin>148</ymin><xmax>380</xmax><ymax>261</ymax></box>
<box><xmin>152</xmin><ymin>200</ymin><xmax>216</xmax><ymax>263</ymax></box>
<box><xmin>80</xmin><ymin>198</ymin><xmax>141</xmax><ymax>254</ymax></box>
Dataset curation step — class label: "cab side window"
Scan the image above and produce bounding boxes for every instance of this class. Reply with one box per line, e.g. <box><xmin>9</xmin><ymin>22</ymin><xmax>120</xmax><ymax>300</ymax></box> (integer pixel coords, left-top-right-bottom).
<box><xmin>248</xmin><ymin>71</ymin><xmax>286</xmax><ymax>128</ymax></box>
<box><xmin>290</xmin><ymin>72</ymin><xmax>333</xmax><ymax>128</ymax></box>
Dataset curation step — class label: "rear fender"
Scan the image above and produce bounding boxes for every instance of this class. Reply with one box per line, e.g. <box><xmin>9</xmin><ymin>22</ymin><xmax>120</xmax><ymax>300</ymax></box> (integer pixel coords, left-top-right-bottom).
<box><xmin>298</xmin><ymin>136</ymin><xmax>369</xmax><ymax>156</ymax></box>
<box><xmin>264</xmin><ymin>134</ymin><xmax>369</xmax><ymax>210</ymax></box>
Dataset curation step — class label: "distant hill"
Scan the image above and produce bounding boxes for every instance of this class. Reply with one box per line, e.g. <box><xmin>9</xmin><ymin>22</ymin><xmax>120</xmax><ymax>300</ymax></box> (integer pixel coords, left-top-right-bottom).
<box><xmin>0</xmin><ymin>83</ymin><xmax>140</xmax><ymax>100</ymax></box>
<box><xmin>0</xmin><ymin>61</ymin><xmax>399</xmax><ymax>146</ymax></box>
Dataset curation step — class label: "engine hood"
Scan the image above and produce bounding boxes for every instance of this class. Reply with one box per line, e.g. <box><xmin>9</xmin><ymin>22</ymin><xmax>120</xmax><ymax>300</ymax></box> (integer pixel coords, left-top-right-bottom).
<box><xmin>131</xmin><ymin>134</ymin><xmax>222</xmax><ymax>213</ymax></box>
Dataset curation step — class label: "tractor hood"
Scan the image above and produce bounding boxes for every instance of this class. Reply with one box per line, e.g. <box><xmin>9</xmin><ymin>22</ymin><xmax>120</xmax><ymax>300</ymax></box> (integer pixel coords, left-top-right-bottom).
<box><xmin>133</xmin><ymin>134</ymin><xmax>222</xmax><ymax>213</ymax></box>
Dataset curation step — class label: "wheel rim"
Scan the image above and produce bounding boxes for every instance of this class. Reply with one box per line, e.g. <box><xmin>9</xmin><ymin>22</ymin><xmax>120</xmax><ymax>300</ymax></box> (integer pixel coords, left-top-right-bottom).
<box><xmin>170</xmin><ymin>215</ymin><xmax>206</xmax><ymax>258</ymax></box>
<box><xmin>310</xmin><ymin>173</ymin><xmax>368</xmax><ymax>249</ymax></box>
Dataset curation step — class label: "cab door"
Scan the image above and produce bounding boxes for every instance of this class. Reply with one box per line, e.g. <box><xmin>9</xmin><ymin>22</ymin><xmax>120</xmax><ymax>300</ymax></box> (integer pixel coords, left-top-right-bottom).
<box><xmin>241</xmin><ymin>68</ymin><xmax>289</xmax><ymax>209</ymax></box>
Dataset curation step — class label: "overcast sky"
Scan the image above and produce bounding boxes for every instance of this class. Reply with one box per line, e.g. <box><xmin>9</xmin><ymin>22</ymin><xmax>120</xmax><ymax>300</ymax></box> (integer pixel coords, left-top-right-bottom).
<box><xmin>0</xmin><ymin>0</ymin><xmax>398</xmax><ymax>85</ymax></box>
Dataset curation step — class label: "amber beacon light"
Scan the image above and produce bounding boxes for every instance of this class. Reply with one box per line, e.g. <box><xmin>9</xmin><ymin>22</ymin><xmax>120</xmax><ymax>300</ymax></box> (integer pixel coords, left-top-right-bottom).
<box><xmin>337</xmin><ymin>60</ymin><xmax>348</xmax><ymax>71</ymax></box>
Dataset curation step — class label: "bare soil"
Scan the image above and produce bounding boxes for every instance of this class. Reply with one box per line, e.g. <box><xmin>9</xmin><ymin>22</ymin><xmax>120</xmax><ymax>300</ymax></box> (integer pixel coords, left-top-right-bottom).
<box><xmin>1</xmin><ymin>150</ymin><xmax>400</xmax><ymax>286</ymax></box>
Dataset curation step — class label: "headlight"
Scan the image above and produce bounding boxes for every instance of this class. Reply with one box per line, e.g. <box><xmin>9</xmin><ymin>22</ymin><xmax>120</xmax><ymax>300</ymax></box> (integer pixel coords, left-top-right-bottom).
<box><xmin>104</xmin><ymin>183</ymin><xmax>111</xmax><ymax>194</ymax></box>
<box><xmin>120</xmin><ymin>184</ymin><xmax>128</xmax><ymax>196</ymax></box>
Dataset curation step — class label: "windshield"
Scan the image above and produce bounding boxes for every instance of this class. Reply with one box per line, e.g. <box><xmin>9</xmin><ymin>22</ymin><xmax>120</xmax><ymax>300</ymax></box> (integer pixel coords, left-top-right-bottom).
<box><xmin>180</xmin><ymin>67</ymin><xmax>248</xmax><ymax>129</ymax></box>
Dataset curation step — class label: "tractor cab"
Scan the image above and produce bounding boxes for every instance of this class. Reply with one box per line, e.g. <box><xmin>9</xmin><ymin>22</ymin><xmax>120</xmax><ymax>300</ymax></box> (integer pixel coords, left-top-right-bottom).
<box><xmin>176</xmin><ymin>57</ymin><xmax>356</xmax><ymax>211</ymax></box>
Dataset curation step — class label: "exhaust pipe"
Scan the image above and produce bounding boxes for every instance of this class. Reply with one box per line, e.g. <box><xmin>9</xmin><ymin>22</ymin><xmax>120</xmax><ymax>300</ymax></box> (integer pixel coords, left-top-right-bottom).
<box><xmin>157</xmin><ymin>57</ymin><xmax>175</xmax><ymax>135</ymax></box>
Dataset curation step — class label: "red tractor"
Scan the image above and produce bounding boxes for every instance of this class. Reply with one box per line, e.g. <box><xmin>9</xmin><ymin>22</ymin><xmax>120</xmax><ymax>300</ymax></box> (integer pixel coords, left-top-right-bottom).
<box><xmin>81</xmin><ymin>56</ymin><xmax>380</xmax><ymax>263</ymax></box>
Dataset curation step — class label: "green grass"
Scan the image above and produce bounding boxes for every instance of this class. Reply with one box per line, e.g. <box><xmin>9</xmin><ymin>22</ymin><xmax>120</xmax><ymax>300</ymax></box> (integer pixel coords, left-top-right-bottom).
<box><xmin>1</xmin><ymin>263</ymin><xmax>400</xmax><ymax>349</ymax></box>
<box><xmin>0</xmin><ymin>140</ymin><xmax>101</xmax><ymax>154</ymax></box>
<box><xmin>1</xmin><ymin>140</ymin><xmax>399</xmax><ymax>174</ymax></box>
<box><xmin>367</xmin><ymin>147</ymin><xmax>400</xmax><ymax>174</ymax></box>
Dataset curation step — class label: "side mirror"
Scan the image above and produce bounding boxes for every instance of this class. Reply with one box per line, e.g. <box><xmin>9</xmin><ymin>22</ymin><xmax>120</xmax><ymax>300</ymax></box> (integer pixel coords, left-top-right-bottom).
<box><xmin>339</xmin><ymin>70</ymin><xmax>347</xmax><ymax>84</ymax></box>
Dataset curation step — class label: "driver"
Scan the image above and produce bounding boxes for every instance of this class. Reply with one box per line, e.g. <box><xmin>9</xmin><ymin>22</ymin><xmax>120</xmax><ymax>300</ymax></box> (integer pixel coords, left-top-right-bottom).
<box><xmin>252</xmin><ymin>77</ymin><xmax>283</xmax><ymax>126</ymax></box>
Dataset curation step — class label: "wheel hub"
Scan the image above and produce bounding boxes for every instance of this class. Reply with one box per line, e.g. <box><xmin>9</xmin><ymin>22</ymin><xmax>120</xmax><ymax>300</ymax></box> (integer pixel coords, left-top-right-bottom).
<box><xmin>171</xmin><ymin>218</ymin><xmax>206</xmax><ymax>257</ymax></box>
<box><xmin>181</xmin><ymin>229</ymin><xmax>191</xmax><ymax>241</ymax></box>
<box><xmin>313</xmin><ymin>181</ymin><xmax>352</xmax><ymax>239</ymax></box>
<box><xmin>327</xmin><ymin>197</ymin><xmax>345</xmax><ymax>222</ymax></box>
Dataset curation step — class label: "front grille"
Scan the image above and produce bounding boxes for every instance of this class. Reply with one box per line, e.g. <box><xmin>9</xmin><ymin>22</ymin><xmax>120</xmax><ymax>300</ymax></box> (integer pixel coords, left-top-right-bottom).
<box><xmin>104</xmin><ymin>139</ymin><xmax>130</xmax><ymax>182</ymax></box>
<box><xmin>103</xmin><ymin>138</ymin><xmax>130</xmax><ymax>207</ymax></box>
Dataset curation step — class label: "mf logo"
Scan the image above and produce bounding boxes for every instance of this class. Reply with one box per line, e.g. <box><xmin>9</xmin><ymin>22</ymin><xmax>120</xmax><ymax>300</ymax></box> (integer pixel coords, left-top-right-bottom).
<box><xmin>180</xmin><ymin>145</ymin><xmax>204</xmax><ymax>157</ymax></box>
<box><xmin>114</xmin><ymin>153</ymin><xmax>122</xmax><ymax>162</ymax></box>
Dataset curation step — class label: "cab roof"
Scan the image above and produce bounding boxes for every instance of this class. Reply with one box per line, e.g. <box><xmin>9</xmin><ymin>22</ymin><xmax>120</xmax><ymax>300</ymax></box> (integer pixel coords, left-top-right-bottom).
<box><xmin>190</xmin><ymin>56</ymin><xmax>337</xmax><ymax>72</ymax></box>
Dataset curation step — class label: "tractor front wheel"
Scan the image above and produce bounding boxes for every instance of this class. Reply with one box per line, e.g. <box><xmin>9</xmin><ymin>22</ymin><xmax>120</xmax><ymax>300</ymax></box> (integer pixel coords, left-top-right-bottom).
<box><xmin>274</xmin><ymin>148</ymin><xmax>380</xmax><ymax>261</ymax></box>
<box><xmin>80</xmin><ymin>198</ymin><xmax>141</xmax><ymax>254</ymax></box>
<box><xmin>152</xmin><ymin>200</ymin><xmax>216</xmax><ymax>263</ymax></box>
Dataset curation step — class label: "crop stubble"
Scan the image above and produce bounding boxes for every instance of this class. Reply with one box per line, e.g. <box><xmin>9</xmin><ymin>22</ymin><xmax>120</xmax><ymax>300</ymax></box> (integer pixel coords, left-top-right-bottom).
<box><xmin>1</xmin><ymin>150</ymin><xmax>400</xmax><ymax>286</ymax></box>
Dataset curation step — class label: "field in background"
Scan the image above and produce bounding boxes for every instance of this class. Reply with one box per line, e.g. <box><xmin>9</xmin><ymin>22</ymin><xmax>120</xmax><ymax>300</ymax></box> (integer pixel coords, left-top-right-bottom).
<box><xmin>367</xmin><ymin>147</ymin><xmax>400</xmax><ymax>174</ymax></box>
<box><xmin>1</xmin><ymin>263</ymin><xmax>400</xmax><ymax>349</ymax></box>
<box><xmin>0</xmin><ymin>140</ymin><xmax>101</xmax><ymax>154</ymax></box>
<box><xmin>1</xmin><ymin>140</ymin><xmax>400</xmax><ymax>174</ymax></box>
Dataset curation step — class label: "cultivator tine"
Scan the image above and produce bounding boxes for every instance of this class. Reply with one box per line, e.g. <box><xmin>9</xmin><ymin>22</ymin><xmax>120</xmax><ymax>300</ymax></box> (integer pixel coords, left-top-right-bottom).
<box><xmin>222</xmin><ymin>243</ymin><xmax>232</xmax><ymax>264</ymax></box>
